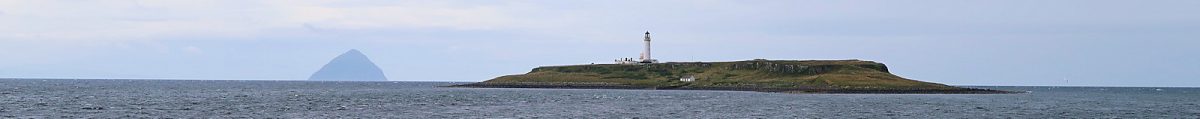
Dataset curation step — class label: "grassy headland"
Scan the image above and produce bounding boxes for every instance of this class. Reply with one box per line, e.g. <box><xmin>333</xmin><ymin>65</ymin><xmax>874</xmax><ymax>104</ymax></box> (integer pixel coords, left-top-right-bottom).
<box><xmin>453</xmin><ymin>59</ymin><xmax>1011</xmax><ymax>94</ymax></box>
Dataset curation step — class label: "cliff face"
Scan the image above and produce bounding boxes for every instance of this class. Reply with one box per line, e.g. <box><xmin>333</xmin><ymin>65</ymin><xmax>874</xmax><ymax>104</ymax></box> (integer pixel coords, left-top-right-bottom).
<box><xmin>475</xmin><ymin>60</ymin><xmax>963</xmax><ymax>91</ymax></box>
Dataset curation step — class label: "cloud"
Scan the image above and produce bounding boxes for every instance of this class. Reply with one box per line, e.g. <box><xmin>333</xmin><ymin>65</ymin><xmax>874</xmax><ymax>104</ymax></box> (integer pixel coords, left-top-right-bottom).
<box><xmin>271</xmin><ymin>0</ymin><xmax>519</xmax><ymax>30</ymax></box>
<box><xmin>182</xmin><ymin>46</ymin><xmax>203</xmax><ymax>54</ymax></box>
<box><xmin>0</xmin><ymin>1</ymin><xmax>264</xmax><ymax>41</ymax></box>
<box><xmin>0</xmin><ymin>0</ymin><xmax>524</xmax><ymax>41</ymax></box>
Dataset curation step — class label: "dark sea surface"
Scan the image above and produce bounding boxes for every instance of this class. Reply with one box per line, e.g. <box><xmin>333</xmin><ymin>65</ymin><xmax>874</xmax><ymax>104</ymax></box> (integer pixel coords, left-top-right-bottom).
<box><xmin>1</xmin><ymin>79</ymin><xmax>1197</xmax><ymax>118</ymax></box>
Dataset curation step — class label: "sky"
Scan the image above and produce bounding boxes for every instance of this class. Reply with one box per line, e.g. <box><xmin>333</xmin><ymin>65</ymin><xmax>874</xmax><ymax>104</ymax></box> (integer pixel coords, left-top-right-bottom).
<box><xmin>1</xmin><ymin>0</ymin><xmax>1197</xmax><ymax>87</ymax></box>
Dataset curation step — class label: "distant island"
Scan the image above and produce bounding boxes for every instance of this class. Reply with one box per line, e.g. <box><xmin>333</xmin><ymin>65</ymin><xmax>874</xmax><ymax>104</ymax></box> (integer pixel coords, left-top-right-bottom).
<box><xmin>309</xmin><ymin>49</ymin><xmax>388</xmax><ymax>81</ymax></box>
<box><xmin>452</xmin><ymin>32</ymin><xmax>1011</xmax><ymax>94</ymax></box>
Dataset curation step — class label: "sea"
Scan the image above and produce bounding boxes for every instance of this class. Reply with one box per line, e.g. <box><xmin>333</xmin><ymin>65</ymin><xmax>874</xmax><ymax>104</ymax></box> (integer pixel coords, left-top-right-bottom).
<box><xmin>1</xmin><ymin>79</ymin><xmax>1197</xmax><ymax>118</ymax></box>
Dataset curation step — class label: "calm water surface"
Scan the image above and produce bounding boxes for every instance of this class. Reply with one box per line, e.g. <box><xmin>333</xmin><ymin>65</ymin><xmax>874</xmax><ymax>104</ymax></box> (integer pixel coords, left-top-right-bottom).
<box><xmin>1</xmin><ymin>79</ymin><xmax>1197</xmax><ymax>118</ymax></box>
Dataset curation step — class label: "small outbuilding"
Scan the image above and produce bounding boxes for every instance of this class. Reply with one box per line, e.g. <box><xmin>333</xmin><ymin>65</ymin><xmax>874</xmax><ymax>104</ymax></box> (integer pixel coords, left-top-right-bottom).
<box><xmin>679</xmin><ymin>75</ymin><xmax>696</xmax><ymax>82</ymax></box>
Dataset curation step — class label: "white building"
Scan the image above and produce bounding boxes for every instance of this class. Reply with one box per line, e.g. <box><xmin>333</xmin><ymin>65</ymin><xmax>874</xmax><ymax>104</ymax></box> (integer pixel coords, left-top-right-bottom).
<box><xmin>680</xmin><ymin>75</ymin><xmax>696</xmax><ymax>82</ymax></box>
<box><xmin>614</xmin><ymin>58</ymin><xmax>640</xmax><ymax>64</ymax></box>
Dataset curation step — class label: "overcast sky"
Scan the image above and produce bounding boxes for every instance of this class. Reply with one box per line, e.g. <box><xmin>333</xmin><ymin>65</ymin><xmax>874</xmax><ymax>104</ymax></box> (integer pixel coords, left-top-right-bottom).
<box><xmin>1</xmin><ymin>0</ymin><xmax>1198</xmax><ymax>87</ymax></box>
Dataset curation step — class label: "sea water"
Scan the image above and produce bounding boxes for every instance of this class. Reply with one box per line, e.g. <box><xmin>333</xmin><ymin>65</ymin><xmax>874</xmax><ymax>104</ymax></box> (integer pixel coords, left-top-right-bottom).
<box><xmin>1</xmin><ymin>79</ymin><xmax>1197</xmax><ymax>118</ymax></box>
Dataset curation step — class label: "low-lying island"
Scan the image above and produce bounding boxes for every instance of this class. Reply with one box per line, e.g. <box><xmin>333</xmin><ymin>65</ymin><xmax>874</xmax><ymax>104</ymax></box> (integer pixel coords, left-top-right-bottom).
<box><xmin>451</xmin><ymin>59</ymin><xmax>1014</xmax><ymax>94</ymax></box>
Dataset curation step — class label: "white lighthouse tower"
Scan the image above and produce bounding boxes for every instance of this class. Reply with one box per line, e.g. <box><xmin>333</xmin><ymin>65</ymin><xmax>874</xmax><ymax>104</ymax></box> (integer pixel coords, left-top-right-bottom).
<box><xmin>614</xmin><ymin>31</ymin><xmax>659</xmax><ymax>64</ymax></box>
<box><xmin>639</xmin><ymin>31</ymin><xmax>658</xmax><ymax>63</ymax></box>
